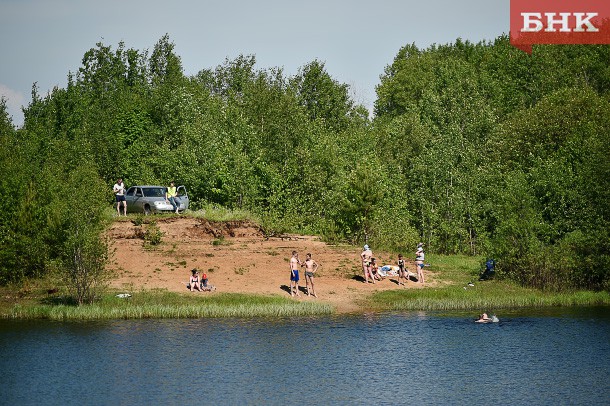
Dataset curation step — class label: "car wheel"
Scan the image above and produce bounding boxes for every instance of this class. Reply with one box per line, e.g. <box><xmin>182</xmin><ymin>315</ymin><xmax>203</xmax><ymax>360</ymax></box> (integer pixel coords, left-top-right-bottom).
<box><xmin>144</xmin><ymin>205</ymin><xmax>151</xmax><ymax>215</ymax></box>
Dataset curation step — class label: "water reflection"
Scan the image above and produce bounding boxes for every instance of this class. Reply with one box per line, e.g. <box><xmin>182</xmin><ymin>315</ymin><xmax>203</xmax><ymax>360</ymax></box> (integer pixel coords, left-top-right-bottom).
<box><xmin>1</xmin><ymin>308</ymin><xmax>608</xmax><ymax>405</ymax></box>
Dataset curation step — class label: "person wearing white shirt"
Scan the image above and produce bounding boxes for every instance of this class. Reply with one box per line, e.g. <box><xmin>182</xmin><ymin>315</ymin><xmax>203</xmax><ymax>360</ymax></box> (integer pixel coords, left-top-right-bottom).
<box><xmin>113</xmin><ymin>178</ymin><xmax>127</xmax><ymax>216</ymax></box>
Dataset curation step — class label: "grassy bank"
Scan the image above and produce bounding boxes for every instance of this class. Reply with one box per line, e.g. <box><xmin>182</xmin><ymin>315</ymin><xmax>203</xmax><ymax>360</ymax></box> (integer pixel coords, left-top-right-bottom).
<box><xmin>2</xmin><ymin>291</ymin><xmax>333</xmax><ymax>320</ymax></box>
<box><xmin>368</xmin><ymin>254</ymin><xmax>610</xmax><ymax>311</ymax></box>
<box><xmin>368</xmin><ymin>283</ymin><xmax>610</xmax><ymax>311</ymax></box>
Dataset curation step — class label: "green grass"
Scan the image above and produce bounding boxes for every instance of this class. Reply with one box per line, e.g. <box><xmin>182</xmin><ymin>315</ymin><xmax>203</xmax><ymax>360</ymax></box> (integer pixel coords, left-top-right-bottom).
<box><xmin>369</xmin><ymin>283</ymin><xmax>610</xmax><ymax>311</ymax></box>
<box><xmin>2</xmin><ymin>291</ymin><xmax>333</xmax><ymax>320</ymax></box>
<box><xmin>105</xmin><ymin>204</ymin><xmax>258</xmax><ymax>223</ymax></box>
<box><xmin>368</xmin><ymin>254</ymin><xmax>610</xmax><ymax>311</ymax></box>
<box><xmin>188</xmin><ymin>205</ymin><xmax>258</xmax><ymax>222</ymax></box>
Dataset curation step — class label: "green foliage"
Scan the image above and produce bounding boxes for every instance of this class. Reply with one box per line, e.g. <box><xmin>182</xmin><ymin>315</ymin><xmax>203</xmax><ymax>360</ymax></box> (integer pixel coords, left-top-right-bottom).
<box><xmin>4</xmin><ymin>292</ymin><xmax>333</xmax><ymax>319</ymax></box>
<box><xmin>487</xmin><ymin>88</ymin><xmax>610</xmax><ymax>291</ymax></box>
<box><xmin>143</xmin><ymin>222</ymin><xmax>163</xmax><ymax>246</ymax></box>
<box><xmin>5</xmin><ymin>34</ymin><xmax>609</xmax><ymax>292</ymax></box>
<box><xmin>52</xmin><ymin>165</ymin><xmax>111</xmax><ymax>305</ymax></box>
<box><xmin>291</xmin><ymin>59</ymin><xmax>354</xmax><ymax>132</ymax></box>
<box><xmin>373</xmin><ymin>39</ymin><xmax>610</xmax><ymax>290</ymax></box>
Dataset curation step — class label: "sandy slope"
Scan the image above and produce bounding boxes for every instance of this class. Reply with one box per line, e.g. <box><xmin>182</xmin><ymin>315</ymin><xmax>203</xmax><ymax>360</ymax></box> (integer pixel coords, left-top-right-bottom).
<box><xmin>108</xmin><ymin>217</ymin><xmax>431</xmax><ymax>313</ymax></box>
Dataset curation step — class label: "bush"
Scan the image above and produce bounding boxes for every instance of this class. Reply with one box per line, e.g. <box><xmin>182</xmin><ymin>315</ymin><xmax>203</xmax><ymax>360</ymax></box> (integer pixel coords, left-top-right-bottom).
<box><xmin>143</xmin><ymin>222</ymin><xmax>163</xmax><ymax>246</ymax></box>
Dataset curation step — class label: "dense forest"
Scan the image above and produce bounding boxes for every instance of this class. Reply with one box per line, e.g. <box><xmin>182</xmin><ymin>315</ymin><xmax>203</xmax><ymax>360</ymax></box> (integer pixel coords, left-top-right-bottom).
<box><xmin>0</xmin><ymin>34</ymin><xmax>608</xmax><ymax>292</ymax></box>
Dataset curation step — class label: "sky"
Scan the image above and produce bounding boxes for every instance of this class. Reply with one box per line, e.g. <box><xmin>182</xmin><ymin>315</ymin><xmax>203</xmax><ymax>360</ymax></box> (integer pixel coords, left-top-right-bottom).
<box><xmin>0</xmin><ymin>0</ymin><xmax>509</xmax><ymax>126</ymax></box>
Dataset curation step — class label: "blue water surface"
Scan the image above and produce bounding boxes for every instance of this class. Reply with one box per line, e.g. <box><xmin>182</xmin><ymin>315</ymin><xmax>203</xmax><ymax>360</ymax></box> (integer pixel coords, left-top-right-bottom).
<box><xmin>1</xmin><ymin>307</ymin><xmax>608</xmax><ymax>405</ymax></box>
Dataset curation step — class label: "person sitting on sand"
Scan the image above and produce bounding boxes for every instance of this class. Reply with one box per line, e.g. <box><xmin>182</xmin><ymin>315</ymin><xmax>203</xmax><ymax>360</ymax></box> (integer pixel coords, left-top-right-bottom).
<box><xmin>199</xmin><ymin>272</ymin><xmax>216</xmax><ymax>292</ymax></box>
<box><xmin>189</xmin><ymin>269</ymin><xmax>202</xmax><ymax>292</ymax></box>
<box><xmin>370</xmin><ymin>258</ymin><xmax>383</xmax><ymax>281</ymax></box>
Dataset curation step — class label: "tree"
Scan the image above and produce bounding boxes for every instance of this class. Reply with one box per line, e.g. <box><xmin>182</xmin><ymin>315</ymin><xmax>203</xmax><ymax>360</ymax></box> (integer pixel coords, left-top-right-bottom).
<box><xmin>149</xmin><ymin>34</ymin><xmax>183</xmax><ymax>85</ymax></box>
<box><xmin>53</xmin><ymin>165</ymin><xmax>111</xmax><ymax>304</ymax></box>
<box><xmin>291</xmin><ymin>60</ymin><xmax>353</xmax><ymax>132</ymax></box>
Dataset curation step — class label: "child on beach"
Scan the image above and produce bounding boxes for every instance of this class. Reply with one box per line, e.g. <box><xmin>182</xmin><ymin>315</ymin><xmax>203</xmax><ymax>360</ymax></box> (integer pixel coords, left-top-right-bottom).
<box><xmin>289</xmin><ymin>251</ymin><xmax>302</xmax><ymax>297</ymax></box>
<box><xmin>397</xmin><ymin>254</ymin><xmax>408</xmax><ymax>286</ymax></box>
<box><xmin>303</xmin><ymin>253</ymin><xmax>319</xmax><ymax>297</ymax></box>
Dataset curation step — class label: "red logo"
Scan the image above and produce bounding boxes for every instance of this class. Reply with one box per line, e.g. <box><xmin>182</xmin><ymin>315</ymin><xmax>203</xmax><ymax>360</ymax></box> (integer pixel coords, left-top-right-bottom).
<box><xmin>510</xmin><ymin>0</ymin><xmax>610</xmax><ymax>53</ymax></box>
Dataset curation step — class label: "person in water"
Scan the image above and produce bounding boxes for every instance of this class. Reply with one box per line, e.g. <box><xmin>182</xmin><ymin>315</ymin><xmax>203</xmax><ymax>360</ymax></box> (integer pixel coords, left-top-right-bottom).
<box><xmin>475</xmin><ymin>313</ymin><xmax>491</xmax><ymax>323</ymax></box>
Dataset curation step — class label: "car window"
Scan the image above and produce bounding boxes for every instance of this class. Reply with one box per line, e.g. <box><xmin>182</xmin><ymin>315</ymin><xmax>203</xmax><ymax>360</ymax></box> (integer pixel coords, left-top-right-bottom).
<box><xmin>135</xmin><ymin>188</ymin><xmax>143</xmax><ymax>197</ymax></box>
<box><xmin>126</xmin><ymin>187</ymin><xmax>135</xmax><ymax>196</ymax></box>
<box><xmin>143</xmin><ymin>187</ymin><xmax>165</xmax><ymax>197</ymax></box>
<box><xmin>177</xmin><ymin>186</ymin><xmax>188</xmax><ymax>197</ymax></box>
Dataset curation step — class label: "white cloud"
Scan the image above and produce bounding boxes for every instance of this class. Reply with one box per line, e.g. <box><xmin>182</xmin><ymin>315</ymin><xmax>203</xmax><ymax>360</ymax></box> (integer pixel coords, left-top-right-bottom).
<box><xmin>0</xmin><ymin>84</ymin><xmax>26</xmax><ymax>127</ymax></box>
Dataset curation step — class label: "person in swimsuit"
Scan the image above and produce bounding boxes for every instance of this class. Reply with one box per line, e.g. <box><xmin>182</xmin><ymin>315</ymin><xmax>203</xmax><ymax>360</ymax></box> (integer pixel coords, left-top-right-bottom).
<box><xmin>360</xmin><ymin>244</ymin><xmax>375</xmax><ymax>284</ymax></box>
<box><xmin>303</xmin><ymin>253</ymin><xmax>319</xmax><ymax>297</ymax></box>
<box><xmin>397</xmin><ymin>254</ymin><xmax>408</xmax><ymax>286</ymax></box>
<box><xmin>189</xmin><ymin>269</ymin><xmax>201</xmax><ymax>292</ymax></box>
<box><xmin>289</xmin><ymin>251</ymin><xmax>302</xmax><ymax>297</ymax></box>
<box><xmin>370</xmin><ymin>258</ymin><xmax>382</xmax><ymax>281</ymax></box>
<box><xmin>415</xmin><ymin>243</ymin><xmax>425</xmax><ymax>284</ymax></box>
<box><xmin>475</xmin><ymin>313</ymin><xmax>491</xmax><ymax>323</ymax></box>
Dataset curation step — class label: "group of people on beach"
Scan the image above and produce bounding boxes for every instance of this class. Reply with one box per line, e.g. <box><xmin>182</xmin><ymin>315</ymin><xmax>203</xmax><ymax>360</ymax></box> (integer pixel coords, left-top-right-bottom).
<box><xmin>186</xmin><ymin>242</ymin><xmax>426</xmax><ymax>297</ymax></box>
<box><xmin>360</xmin><ymin>242</ymin><xmax>426</xmax><ymax>285</ymax></box>
<box><xmin>182</xmin><ymin>233</ymin><xmax>428</xmax><ymax>296</ymax></box>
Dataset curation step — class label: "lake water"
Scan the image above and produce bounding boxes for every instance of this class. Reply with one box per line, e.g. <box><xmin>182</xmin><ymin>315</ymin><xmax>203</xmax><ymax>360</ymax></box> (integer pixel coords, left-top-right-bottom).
<box><xmin>1</xmin><ymin>307</ymin><xmax>608</xmax><ymax>405</ymax></box>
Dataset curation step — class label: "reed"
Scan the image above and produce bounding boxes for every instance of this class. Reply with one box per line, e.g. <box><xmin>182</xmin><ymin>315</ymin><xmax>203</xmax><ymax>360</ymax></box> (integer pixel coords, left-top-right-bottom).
<box><xmin>3</xmin><ymin>292</ymin><xmax>333</xmax><ymax>320</ymax></box>
<box><xmin>369</xmin><ymin>283</ymin><xmax>610</xmax><ymax>311</ymax></box>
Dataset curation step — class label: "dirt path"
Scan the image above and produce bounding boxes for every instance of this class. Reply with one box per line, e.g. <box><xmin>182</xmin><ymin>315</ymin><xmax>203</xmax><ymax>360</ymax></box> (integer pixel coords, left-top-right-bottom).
<box><xmin>108</xmin><ymin>217</ymin><xmax>432</xmax><ymax>313</ymax></box>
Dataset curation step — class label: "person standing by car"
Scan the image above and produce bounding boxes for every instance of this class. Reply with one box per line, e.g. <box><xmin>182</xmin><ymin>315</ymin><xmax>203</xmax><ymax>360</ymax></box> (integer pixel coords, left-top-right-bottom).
<box><xmin>113</xmin><ymin>178</ymin><xmax>127</xmax><ymax>216</ymax></box>
<box><xmin>165</xmin><ymin>181</ymin><xmax>180</xmax><ymax>214</ymax></box>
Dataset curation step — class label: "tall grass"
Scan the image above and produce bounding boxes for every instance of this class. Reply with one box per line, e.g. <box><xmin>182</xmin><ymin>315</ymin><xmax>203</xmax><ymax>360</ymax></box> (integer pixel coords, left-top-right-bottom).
<box><xmin>369</xmin><ymin>283</ymin><xmax>610</xmax><ymax>311</ymax></box>
<box><xmin>3</xmin><ymin>292</ymin><xmax>333</xmax><ymax>320</ymax></box>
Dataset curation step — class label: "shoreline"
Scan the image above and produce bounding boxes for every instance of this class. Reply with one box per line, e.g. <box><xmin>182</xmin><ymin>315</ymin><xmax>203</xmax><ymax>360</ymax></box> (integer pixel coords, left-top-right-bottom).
<box><xmin>2</xmin><ymin>217</ymin><xmax>608</xmax><ymax>320</ymax></box>
<box><xmin>2</xmin><ymin>287</ymin><xmax>608</xmax><ymax>321</ymax></box>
